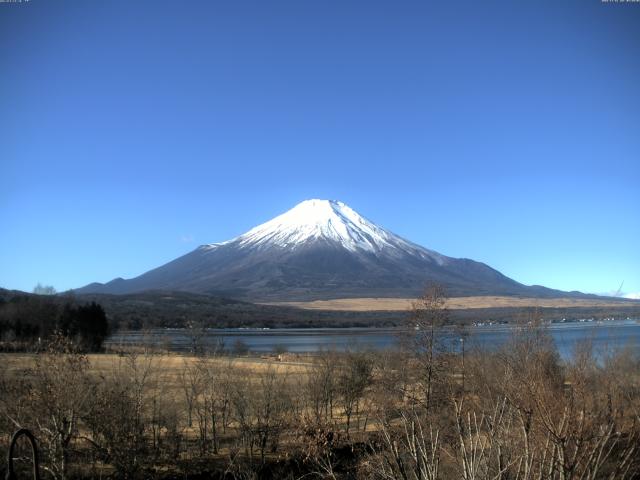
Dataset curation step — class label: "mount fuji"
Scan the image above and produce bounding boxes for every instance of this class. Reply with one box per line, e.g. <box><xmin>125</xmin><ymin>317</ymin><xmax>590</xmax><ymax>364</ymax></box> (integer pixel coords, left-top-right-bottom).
<box><xmin>76</xmin><ymin>199</ymin><xmax>576</xmax><ymax>300</ymax></box>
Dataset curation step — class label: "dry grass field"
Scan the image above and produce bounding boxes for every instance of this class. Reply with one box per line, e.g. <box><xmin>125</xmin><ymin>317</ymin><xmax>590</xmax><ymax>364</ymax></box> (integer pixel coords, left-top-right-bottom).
<box><xmin>0</xmin><ymin>350</ymin><xmax>326</xmax><ymax>478</ymax></box>
<box><xmin>1</xmin><ymin>351</ymin><xmax>313</xmax><ymax>379</ymax></box>
<box><xmin>2</xmin><ymin>335</ymin><xmax>639</xmax><ymax>479</ymax></box>
<box><xmin>265</xmin><ymin>295</ymin><xmax>637</xmax><ymax>311</ymax></box>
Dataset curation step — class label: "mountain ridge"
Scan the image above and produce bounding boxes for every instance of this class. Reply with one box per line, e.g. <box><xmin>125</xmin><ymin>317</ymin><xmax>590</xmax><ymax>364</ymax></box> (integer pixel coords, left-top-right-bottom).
<box><xmin>75</xmin><ymin>199</ymin><xmax>594</xmax><ymax>301</ymax></box>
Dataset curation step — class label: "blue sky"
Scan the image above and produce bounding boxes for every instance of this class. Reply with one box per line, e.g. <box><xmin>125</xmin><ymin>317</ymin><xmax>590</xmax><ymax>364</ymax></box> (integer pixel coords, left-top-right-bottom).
<box><xmin>1</xmin><ymin>0</ymin><xmax>639</xmax><ymax>297</ymax></box>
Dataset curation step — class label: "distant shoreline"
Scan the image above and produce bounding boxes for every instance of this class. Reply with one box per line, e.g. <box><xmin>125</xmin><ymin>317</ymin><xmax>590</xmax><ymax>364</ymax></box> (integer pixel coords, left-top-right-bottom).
<box><xmin>264</xmin><ymin>295</ymin><xmax>639</xmax><ymax>312</ymax></box>
<box><xmin>104</xmin><ymin>319</ymin><xmax>640</xmax><ymax>357</ymax></box>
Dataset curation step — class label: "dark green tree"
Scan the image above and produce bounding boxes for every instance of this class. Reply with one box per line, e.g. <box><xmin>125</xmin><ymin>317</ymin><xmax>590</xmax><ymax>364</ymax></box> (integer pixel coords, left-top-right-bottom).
<box><xmin>57</xmin><ymin>302</ymin><xmax>109</xmax><ymax>351</ymax></box>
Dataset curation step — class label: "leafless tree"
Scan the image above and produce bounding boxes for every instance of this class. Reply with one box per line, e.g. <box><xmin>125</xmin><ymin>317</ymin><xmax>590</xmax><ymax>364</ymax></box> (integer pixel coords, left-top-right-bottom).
<box><xmin>337</xmin><ymin>350</ymin><xmax>374</xmax><ymax>434</ymax></box>
<box><xmin>179</xmin><ymin>359</ymin><xmax>202</xmax><ymax>428</ymax></box>
<box><xmin>305</xmin><ymin>349</ymin><xmax>338</xmax><ymax>425</ymax></box>
<box><xmin>27</xmin><ymin>334</ymin><xmax>93</xmax><ymax>480</ymax></box>
<box><xmin>193</xmin><ymin>356</ymin><xmax>230</xmax><ymax>454</ymax></box>
<box><xmin>84</xmin><ymin>350</ymin><xmax>158</xmax><ymax>478</ymax></box>
<box><xmin>409</xmin><ymin>284</ymin><xmax>449</xmax><ymax>411</ymax></box>
<box><xmin>33</xmin><ymin>283</ymin><xmax>57</xmax><ymax>295</ymax></box>
<box><xmin>185</xmin><ymin>319</ymin><xmax>207</xmax><ymax>355</ymax></box>
<box><xmin>231</xmin><ymin>366</ymin><xmax>292</xmax><ymax>465</ymax></box>
<box><xmin>370</xmin><ymin>407</ymin><xmax>441</xmax><ymax>480</ymax></box>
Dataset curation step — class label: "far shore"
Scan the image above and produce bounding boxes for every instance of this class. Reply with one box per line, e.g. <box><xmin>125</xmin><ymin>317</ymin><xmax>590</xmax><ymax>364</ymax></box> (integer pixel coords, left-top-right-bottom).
<box><xmin>263</xmin><ymin>295</ymin><xmax>638</xmax><ymax>311</ymax></box>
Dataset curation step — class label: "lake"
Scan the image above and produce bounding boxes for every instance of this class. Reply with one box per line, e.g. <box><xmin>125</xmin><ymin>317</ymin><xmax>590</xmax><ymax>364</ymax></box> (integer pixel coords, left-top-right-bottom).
<box><xmin>106</xmin><ymin>318</ymin><xmax>640</xmax><ymax>360</ymax></box>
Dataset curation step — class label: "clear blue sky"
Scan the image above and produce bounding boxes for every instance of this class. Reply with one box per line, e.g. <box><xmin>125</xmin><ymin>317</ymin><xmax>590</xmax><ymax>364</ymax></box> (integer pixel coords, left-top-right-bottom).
<box><xmin>1</xmin><ymin>0</ymin><xmax>639</xmax><ymax>297</ymax></box>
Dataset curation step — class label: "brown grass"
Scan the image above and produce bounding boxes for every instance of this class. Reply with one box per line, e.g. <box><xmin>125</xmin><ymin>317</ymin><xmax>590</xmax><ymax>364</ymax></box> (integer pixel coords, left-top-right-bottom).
<box><xmin>0</xmin><ymin>352</ymin><xmax>313</xmax><ymax>383</ymax></box>
<box><xmin>263</xmin><ymin>295</ymin><xmax>636</xmax><ymax>311</ymax></box>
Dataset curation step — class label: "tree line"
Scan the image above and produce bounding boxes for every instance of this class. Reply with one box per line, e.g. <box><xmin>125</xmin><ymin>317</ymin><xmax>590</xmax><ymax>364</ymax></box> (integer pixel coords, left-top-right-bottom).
<box><xmin>0</xmin><ymin>292</ymin><xmax>109</xmax><ymax>352</ymax></box>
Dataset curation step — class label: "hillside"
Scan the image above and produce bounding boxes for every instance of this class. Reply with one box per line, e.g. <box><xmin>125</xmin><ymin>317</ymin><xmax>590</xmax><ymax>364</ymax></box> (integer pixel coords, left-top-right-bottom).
<box><xmin>75</xmin><ymin>200</ymin><xmax>596</xmax><ymax>301</ymax></box>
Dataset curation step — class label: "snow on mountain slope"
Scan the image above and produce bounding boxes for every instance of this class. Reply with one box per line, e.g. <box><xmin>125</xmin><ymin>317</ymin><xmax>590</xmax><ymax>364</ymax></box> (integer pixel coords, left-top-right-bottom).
<box><xmin>203</xmin><ymin>199</ymin><xmax>446</xmax><ymax>263</ymax></box>
<box><xmin>75</xmin><ymin>199</ymin><xmax>581</xmax><ymax>301</ymax></box>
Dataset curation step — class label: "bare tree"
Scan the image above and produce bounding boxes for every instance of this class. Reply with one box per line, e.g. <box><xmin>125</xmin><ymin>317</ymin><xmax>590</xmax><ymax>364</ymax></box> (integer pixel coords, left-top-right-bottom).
<box><xmin>231</xmin><ymin>366</ymin><xmax>292</xmax><ymax>465</ymax></box>
<box><xmin>27</xmin><ymin>334</ymin><xmax>93</xmax><ymax>480</ymax></box>
<box><xmin>185</xmin><ymin>319</ymin><xmax>206</xmax><ymax>355</ymax></box>
<box><xmin>409</xmin><ymin>284</ymin><xmax>449</xmax><ymax>411</ymax></box>
<box><xmin>193</xmin><ymin>356</ymin><xmax>229</xmax><ymax>454</ymax></box>
<box><xmin>305</xmin><ymin>349</ymin><xmax>338</xmax><ymax>425</ymax></box>
<box><xmin>371</xmin><ymin>408</ymin><xmax>441</xmax><ymax>480</ymax></box>
<box><xmin>84</xmin><ymin>350</ymin><xmax>158</xmax><ymax>478</ymax></box>
<box><xmin>33</xmin><ymin>283</ymin><xmax>57</xmax><ymax>295</ymax></box>
<box><xmin>337</xmin><ymin>350</ymin><xmax>373</xmax><ymax>434</ymax></box>
<box><xmin>179</xmin><ymin>359</ymin><xmax>203</xmax><ymax>428</ymax></box>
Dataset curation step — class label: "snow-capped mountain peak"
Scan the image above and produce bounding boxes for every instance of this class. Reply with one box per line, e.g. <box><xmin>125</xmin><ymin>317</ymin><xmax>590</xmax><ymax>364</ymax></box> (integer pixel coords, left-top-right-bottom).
<box><xmin>209</xmin><ymin>199</ymin><xmax>441</xmax><ymax>259</ymax></box>
<box><xmin>77</xmin><ymin>199</ymin><xmax>568</xmax><ymax>301</ymax></box>
<box><xmin>237</xmin><ymin>199</ymin><xmax>392</xmax><ymax>252</ymax></box>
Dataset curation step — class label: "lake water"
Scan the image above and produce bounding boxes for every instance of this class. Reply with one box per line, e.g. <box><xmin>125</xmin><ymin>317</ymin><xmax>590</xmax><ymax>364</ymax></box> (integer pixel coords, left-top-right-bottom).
<box><xmin>106</xmin><ymin>319</ymin><xmax>640</xmax><ymax>360</ymax></box>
